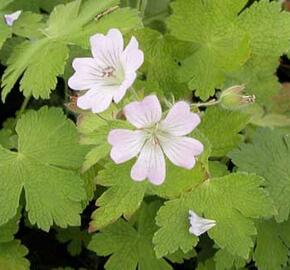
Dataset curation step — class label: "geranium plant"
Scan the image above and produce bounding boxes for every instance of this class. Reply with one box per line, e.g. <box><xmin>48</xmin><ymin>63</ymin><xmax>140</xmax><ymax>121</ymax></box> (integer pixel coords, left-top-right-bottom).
<box><xmin>1</xmin><ymin>0</ymin><xmax>290</xmax><ymax>269</ymax></box>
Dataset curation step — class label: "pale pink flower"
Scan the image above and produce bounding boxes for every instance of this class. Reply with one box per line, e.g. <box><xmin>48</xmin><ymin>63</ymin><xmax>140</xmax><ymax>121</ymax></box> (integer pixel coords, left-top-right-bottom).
<box><xmin>4</xmin><ymin>10</ymin><xmax>21</xmax><ymax>26</ymax></box>
<box><xmin>189</xmin><ymin>210</ymin><xmax>216</xmax><ymax>236</ymax></box>
<box><xmin>68</xmin><ymin>28</ymin><xmax>144</xmax><ymax>113</ymax></box>
<box><xmin>108</xmin><ymin>95</ymin><xmax>203</xmax><ymax>185</ymax></box>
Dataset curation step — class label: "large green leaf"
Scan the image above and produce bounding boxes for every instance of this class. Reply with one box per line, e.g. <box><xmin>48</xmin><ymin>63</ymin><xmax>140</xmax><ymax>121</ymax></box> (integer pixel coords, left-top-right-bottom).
<box><xmin>167</xmin><ymin>0</ymin><xmax>250</xmax><ymax>100</ymax></box>
<box><xmin>0</xmin><ymin>107</ymin><xmax>88</xmax><ymax>231</ymax></box>
<box><xmin>154</xmin><ymin>173</ymin><xmax>274</xmax><ymax>258</ymax></box>
<box><xmin>230</xmin><ymin>129</ymin><xmax>290</xmax><ymax>222</ymax></box>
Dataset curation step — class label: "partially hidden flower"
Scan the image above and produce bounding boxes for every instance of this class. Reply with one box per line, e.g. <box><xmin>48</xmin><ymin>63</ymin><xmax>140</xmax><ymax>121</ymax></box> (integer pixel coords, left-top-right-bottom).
<box><xmin>219</xmin><ymin>85</ymin><xmax>255</xmax><ymax>111</ymax></box>
<box><xmin>4</xmin><ymin>10</ymin><xmax>21</xmax><ymax>26</ymax></box>
<box><xmin>189</xmin><ymin>210</ymin><xmax>216</xmax><ymax>236</ymax></box>
<box><xmin>68</xmin><ymin>28</ymin><xmax>144</xmax><ymax>113</ymax></box>
<box><xmin>108</xmin><ymin>95</ymin><xmax>204</xmax><ymax>185</ymax></box>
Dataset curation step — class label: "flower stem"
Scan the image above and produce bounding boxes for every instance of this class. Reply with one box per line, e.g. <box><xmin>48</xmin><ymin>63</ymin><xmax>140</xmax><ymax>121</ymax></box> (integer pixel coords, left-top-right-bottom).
<box><xmin>191</xmin><ymin>99</ymin><xmax>221</xmax><ymax>108</ymax></box>
<box><xmin>18</xmin><ymin>96</ymin><xmax>31</xmax><ymax>117</ymax></box>
<box><xmin>130</xmin><ymin>87</ymin><xmax>139</xmax><ymax>100</ymax></box>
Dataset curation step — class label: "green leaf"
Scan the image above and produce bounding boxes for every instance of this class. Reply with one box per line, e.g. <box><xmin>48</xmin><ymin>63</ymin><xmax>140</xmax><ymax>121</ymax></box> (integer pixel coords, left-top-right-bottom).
<box><xmin>0</xmin><ymin>211</ymin><xmax>29</xmax><ymax>270</ymax></box>
<box><xmin>253</xmin><ymin>219</ymin><xmax>290</xmax><ymax>270</ymax></box>
<box><xmin>89</xmin><ymin>160</ymin><xmax>147</xmax><ymax>231</ymax></box>
<box><xmin>0</xmin><ymin>128</ymin><xmax>17</xmax><ymax>149</ymax></box>
<box><xmin>153</xmin><ymin>173</ymin><xmax>273</xmax><ymax>258</ymax></box>
<box><xmin>12</xmin><ymin>11</ymin><xmax>44</xmax><ymax>39</ymax></box>
<box><xmin>153</xmin><ymin>194</ymin><xmax>198</xmax><ymax>258</ymax></box>
<box><xmin>47</xmin><ymin>0</ymin><xmax>140</xmax><ymax>48</ymax></box>
<box><xmin>148</xmin><ymin>162</ymin><xmax>206</xmax><ymax>200</ymax></box>
<box><xmin>56</xmin><ymin>227</ymin><xmax>91</xmax><ymax>256</ymax></box>
<box><xmin>81</xmin><ymin>164</ymin><xmax>99</xmax><ymax>206</ymax></box>
<box><xmin>230</xmin><ymin>128</ymin><xmax>290</xmax><ymax>222</ymax></box>
<box><xmin>0</xmin><ymin>210</ymin><xmax>29</xmax><ymax>270</ymax></box>
<box><xmin>0</xmin><ymin>21</ymin><xmax>11</xmax><ymax>50</ymax></box>
<box><xmin>0</xmin><ymin>107</ymin><xmax>87</xmax><ymax>231</ymax></box>
<box><xmin>1</xmin><ymin>39</ymin><xmax>69</xmax><ymax>100</ymax></box>
<box><xmin>90</xmin><ymin>156</ymin><xmax>207</xmax><ymax>231</ymax></box>
<box><xmin>166</xmin><ymin>249</ymin><xmax>196</xmax><ymax>264</ymax></box>
<box><xmin>247</xmin><ymin>104</ymin><xmax>290</xmax><ymax>128</ymax></box>
<box><xmin>0</xmin><ymin>240</ymin><xmax>30</xmax><ymax>270</ymax></box>
<box><xmin>45</xmin><ymin>0</ymin><xmax>119</xmax><ymax>39</ymax></box>
<box><xmin>77</xmin><ymin>109</ymin><xmax>124</xmax><ymax>172</ymax></box>
<box><xmin>214</xmin><ymin>249</ymin><xmax>246</xmax><ymax>270</ymax></box>
<box><xmin>229</xmin><ymin>0</ymin><xmax>290</xmax><ymax>104</ymax></box>
<box><xmin>6</xmin><ymin>0</ymin><xmax>41</xmax><ymax>12</ymax></box>
<box><xmin>167</xmin><ymin>0</ymin><xmax>250</xmax><ymax>100</ymax></box>
<box><xmin>0</xmin><ymin>36</ymin><xmax>24</xmax><ymax>65</ymax></box>
<box><xmin>0</xmin><ymin>213</ymin><xmax>20</xmax><ymax>243</ymax></box>
<box><xmin>38</xmin><ymin>0</ymin><xmax>72</xmax><ymax>12</ymax></box>
<box><xmin>209</xmin><ymin>161</ymin><xmax>229</xmax><ymax>178</ymax></box>
<box><xmin>252</xmin><ymin>114</ymin><xmax>290</xmax><ymax>128</ymax></box>
<box><xmin>142</xmin><ymin>0</ymin><xmax>170</xmax><ymax>30</ymax></box>
<box><xmin>133</xmin><ymin>28</ymin><xmax>193</xmax><ymax>98</ymax></box>
<box><xmin>0</xmin><ymin>0</ymin><xmax>14</xmax><ymax>9</ymax></box>
<box><xmin>199</xmin><ymin>107</ymin><xmax>249</xmax><ymax>157</ymax></box>
<box><xmin>72</xmin><ymin>7</ymin><xmax>142</xmax><ymax>48</ymax></box>
<box><xmin>197</xmin><ymin>259</ymin><xmax>216</xmax><ymax>270</ymax></box>
<box><xmin>89</xmin><ymin>202</ymin><xmax>172</xmax><ymax>270</ymax></box>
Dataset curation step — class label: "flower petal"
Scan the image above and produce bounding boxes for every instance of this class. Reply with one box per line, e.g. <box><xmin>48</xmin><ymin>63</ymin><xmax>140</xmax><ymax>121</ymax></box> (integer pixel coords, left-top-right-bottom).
<box><xmin>124</xmin><ymin>95</ymin><xmax>162</xmax><ymax>128</ymax></box>
<box><xmin>113</xmin><ymin>72</ymin><xmax>136</xmax><ymax>103</ymax></box>
<box><xmin>108</xmin><ymin>129</ymin><xmax>146</xmax><ymax>164</ymax></box>
<box><xmin>90</xmin><ymin>29</ymin><xmax>123</xmax><ymax>69</ymax></box>
<box><xmin>68</xmin><ymin>58</ymin><xmax>102</xmax><ymax>91</ymax></box>
<box><xmin>77</xmin><ymin>88</ymin><xmax>115</xmax><ymax>113</ymax></box>
<box><xmin>121</xmin><ymin>36</ymin><xmax>144</xmax><ymax>72</ymax></box>
<box><xmin>131</xmin><ymin>140</ymin><xmax>166</xmax><ymax>185</ymax></box>
<box><xmin>160</xmin><ymin>101</ymin><xmax>201</xmax><ymax>136</ymax></box>
<box><xmin>160</xmin><ymin>136</ymin><xmax>203</xmax><ymax>169</ymax></box>
<box><xmin>4</xmin><ymin>10</ymin><xmax>21</xmax><ymax>26</ymax></box>
<box><xmin>189</xmin><ymin>210</ymin><xmax>216</xmax><ymax>236</ymax></box>
<box><xmin>107</xmin><ymin>28</ymin><xmax>124</xmax><ymax>53</ymax></box>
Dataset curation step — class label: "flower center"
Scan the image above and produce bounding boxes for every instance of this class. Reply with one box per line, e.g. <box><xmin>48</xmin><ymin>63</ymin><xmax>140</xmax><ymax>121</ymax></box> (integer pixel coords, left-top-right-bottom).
<box><xmin>144</xmin><ymin>123</ymin><xmax>169</xmax><ymax>146</ymax></box>
<box><xmin>101</xmin><ymin>66</ymin><xmax>115</xmax><ymax>78</ymax></box>
<box><xmin>101</xmin><ymin>65</ymin><xmax>125</xmax><ymax>85</ymax></box>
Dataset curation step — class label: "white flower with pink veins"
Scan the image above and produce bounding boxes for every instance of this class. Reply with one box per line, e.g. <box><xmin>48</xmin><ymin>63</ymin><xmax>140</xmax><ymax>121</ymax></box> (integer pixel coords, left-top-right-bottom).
<box><xmin>108</xmin><ymin>95</ymin><xmax>204</xmax><ymax>185</ymax></box>
<box><xmin>68</xmin><ymin>28</ymin><xmax>144</xmax><ymax>113</ymax></box>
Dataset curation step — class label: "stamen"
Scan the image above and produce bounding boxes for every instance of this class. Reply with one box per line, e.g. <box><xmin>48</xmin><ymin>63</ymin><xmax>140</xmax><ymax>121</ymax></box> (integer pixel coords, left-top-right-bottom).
<box><xmin>143</xmin><ymin>123</ymin><xmax>164</xmax><ymax>146</ymax></box>
<box><xmin>101</xmin><ymin>66</ymin><xmax>115</xmax><ymax>78</ymax></box>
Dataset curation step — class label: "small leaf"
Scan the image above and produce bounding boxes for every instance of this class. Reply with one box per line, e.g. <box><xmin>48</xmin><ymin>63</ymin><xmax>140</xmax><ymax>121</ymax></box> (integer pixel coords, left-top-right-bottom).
<box><xmin>0</xmin><ymin>240</ymin><xmax>30</xmax><ymax>270</ymax></box>
<box><xmin>56</xmin><ymin>227</ymin><xmax>91</xmax><ymax>256</ymax></box>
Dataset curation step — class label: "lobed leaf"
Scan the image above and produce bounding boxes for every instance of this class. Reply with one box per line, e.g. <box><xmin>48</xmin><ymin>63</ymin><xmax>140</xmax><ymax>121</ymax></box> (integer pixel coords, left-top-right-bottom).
<box><xmin>154</xmin><ymin>173</ymin><xmax>274</xmax><ymax>258</ymax></box>
<box><xmin>230</xmin><ymin>129</ymin><xmax>290</xmax><ymax>222</ymax></box>
<box><xmin>0</xmin><ymin>107</ymin><xmax>88</xmax><ymax>231</ymax></box>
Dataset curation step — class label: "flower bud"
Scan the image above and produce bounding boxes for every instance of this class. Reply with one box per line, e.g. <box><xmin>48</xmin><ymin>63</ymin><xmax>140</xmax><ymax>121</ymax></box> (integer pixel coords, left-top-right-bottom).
<box><xmin>219</xmin><ymin>85</ymin><xmax>255</xmax><ymax>111</ymax></box>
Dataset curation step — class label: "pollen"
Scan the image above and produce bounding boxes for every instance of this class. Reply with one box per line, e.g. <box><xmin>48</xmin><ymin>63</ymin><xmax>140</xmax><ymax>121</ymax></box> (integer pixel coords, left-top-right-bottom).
<box><xmin>101</xmin><ymin>66</ymin><xmax>116</xmax><ymax>78</ymax></box>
